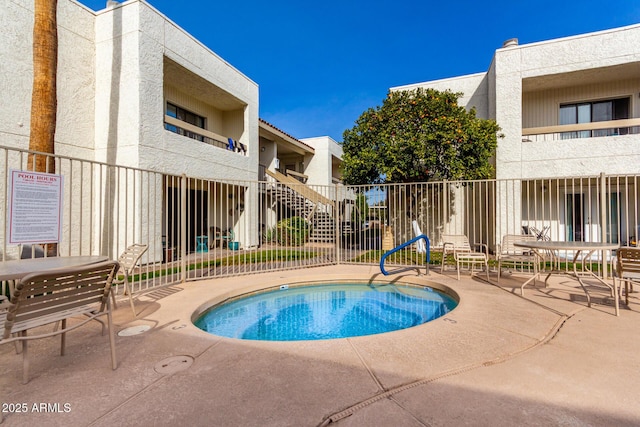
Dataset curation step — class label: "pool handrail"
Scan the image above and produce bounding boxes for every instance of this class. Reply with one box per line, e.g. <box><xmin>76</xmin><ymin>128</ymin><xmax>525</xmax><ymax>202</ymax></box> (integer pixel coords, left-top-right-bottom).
<box><xmin>380</xmin><ymin>234</ymin><xmax>430</xmax><ymax>276</ymax></box>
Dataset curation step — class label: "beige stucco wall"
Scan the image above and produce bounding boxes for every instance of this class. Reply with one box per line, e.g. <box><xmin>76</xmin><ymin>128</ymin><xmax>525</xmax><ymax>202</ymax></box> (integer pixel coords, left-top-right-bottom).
<box><xmin>514</xmin><ymin>26</ymin><xmax>640</xmax><ymax>80</ymax></box>
<box><xmin>391</xmin><ymin>72</ymin><xmax>490</xmax><ymax>119</ymax></box>
<box><xmin>300</xmin><ymin>136</ymin><xmax>343</xmax><ymax>187</ymax></box>
<box><xmin>394</xmin><ymin>24</ymin><xmax>640</xmax><ymax>181</ymax></box>
<box><xmin>522</xmin><ymin>79</ymin><xmax>640</xmax><ymax>129</ymax></box>
<box><xmin>1</xmin><ymin>0</ymin><xmax>262</xmax><ymax>257</ymax></box>
<box><xmin>1</xmin><ymin>0</ymin><xmax>260</xmax><ymax>180</ymax></box>
<box><xmin>165</xmin><ymin>85</ymin><xmax>225</xmax><ymax>135</ymax></box>
<box><xmin>389</xmin><ymin>24</ymin><xmax>640</xmax><ymax>243</ymax></box>
<box><xmin>94</xmin><ymin>1</ymin><xmax>259</xmax><ymax>181</ymax></box>
<box><xmin>91</xmin><ymin>1</ymin><xmax>260</xmax><ymax>252</ymax></box>
<box><xmin>1</xmin><ymin>0</ymin><xmax>97</xmax><ymax>159</ymax></box>
<box><xmin>494</xmin><ymin>24</ymin><xmax>640</xmax><ymax>180</ymax></box>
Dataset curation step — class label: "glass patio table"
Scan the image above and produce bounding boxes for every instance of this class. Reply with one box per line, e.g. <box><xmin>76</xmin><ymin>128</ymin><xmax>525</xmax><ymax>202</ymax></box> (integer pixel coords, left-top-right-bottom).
<box><xmin>513</xmin><ymin>241</ymin><xmax>620</xmax><ymax>316</ymax></box>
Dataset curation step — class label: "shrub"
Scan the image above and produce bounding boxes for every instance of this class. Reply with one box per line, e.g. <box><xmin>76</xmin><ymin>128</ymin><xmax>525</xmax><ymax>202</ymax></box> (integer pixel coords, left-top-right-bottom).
<box><xmin>276</xmin><ymin>216</ymin><xmax>310</xmax><ymax>246</ymax></box>
<box><xmin>263</xmin><ymin>226</ymin><xmax>277</xmax><ymax>243</ymax></box>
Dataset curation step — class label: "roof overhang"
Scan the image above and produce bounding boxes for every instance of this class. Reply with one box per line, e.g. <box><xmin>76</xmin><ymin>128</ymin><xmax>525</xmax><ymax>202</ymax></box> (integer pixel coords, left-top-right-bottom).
<box><xmin>259</xmin><ymin>119</ymin><xmax>314</xmax><ymax>155</ymax></box>
<box><xmin>523</xmin><ymin>62</ymin><xmax>640</xmax><ymax>92</ymax></box>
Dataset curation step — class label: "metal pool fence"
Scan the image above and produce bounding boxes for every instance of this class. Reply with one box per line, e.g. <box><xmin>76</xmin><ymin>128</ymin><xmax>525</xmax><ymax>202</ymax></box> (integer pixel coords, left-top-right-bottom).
<box><xmin>1</xmin><ymin>145</ymin><xmax>638</xmax><ymax>297</ymax></box>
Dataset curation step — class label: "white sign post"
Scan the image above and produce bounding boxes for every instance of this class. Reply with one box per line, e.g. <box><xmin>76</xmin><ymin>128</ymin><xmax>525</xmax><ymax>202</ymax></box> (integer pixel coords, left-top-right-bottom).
<box><xmin>8</xmin><ymin>170</ymin><xmax>64</xmax><ymax>244</ymax></box>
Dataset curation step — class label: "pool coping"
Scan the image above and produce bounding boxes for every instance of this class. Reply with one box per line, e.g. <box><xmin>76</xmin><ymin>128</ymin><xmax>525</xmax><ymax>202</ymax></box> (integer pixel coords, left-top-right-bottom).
<box><xmin>191</xmin><ymin>278</ymin><xmax>460</xmax><ymax>340</ymax></box>
<box><xmin>2</xmin><ymin>264</ymin><xmax>640</xmax><ymax>426</ymax></box>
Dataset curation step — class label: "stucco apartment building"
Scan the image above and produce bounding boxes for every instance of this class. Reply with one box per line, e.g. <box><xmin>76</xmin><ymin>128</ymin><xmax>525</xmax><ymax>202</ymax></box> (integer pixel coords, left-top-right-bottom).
<box><xmin>4</xmin><ymin>0</ymin><xmax>259</xmax><ymax>176</ymax></box>
<box><xmin>393</xmin><ymin>24</ymin><xmax>640</xmax><ymax>245</ymax></box>
<box><xmin>1</xmin><ymin>0</ymin><xmax>343</xmax><ymax>257</ymax></box>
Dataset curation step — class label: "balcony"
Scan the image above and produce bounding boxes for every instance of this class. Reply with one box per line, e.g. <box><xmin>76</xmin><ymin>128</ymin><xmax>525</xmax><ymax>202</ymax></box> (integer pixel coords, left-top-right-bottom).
<box><xmin>164</xmin><ymin>115</ymin><xmax>247</xmax><ymax>155</ymax></box>
<box><xmin>522</xmin><ymin>118</ymin><xmax>640</xmax><ymax>142</ymax></box>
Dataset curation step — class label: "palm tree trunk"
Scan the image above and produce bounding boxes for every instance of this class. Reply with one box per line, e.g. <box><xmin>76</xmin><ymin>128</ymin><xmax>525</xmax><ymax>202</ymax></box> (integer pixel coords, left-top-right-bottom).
<box><xmin>29</xmin><ymin>0</ymin><xmax>58</xmax><ymax>256</ymax></box>
<box><xmin>28</xmin><ymin>0</ymin><xmax>57</xmax><ymax>174</ymax></box>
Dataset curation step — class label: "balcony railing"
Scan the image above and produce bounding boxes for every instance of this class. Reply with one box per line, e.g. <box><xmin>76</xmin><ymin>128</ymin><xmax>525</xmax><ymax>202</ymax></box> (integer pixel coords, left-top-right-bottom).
<box><xmin>522</xmin><ymin>118</ymin><xmax>640</xmax><ymax>142</ymax></box>
<box><xmin>164</xmin><ymin>115</ymin><xmax>246</xmax><ymax>155</ymax></box>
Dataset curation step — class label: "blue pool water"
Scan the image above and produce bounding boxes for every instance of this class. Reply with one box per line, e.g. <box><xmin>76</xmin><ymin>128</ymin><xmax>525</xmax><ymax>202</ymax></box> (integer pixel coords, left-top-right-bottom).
<box><xmin>194</xmin><ymin>282</ymin><xmax>458</xmax><ymax>341</ymax></box>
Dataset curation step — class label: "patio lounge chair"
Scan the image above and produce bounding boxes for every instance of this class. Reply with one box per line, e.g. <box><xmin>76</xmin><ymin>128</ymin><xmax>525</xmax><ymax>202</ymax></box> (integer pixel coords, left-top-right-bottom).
<box><xmin>0</xmin><ymin>260</ymin><xmax>119</xmax><ymax>384</ymax></box>
<box><xmin>615</xmin><ymin>247</ymin><xmax>640</xmax><ymax>305</ymax></box>
<box><xmin>496</xmin><ymin>234</ymin><xmax>538</xmax><ymax>283</ymax></box>
<box><xmin>441</xmin><ymin>234</ymin><xmax>489</xmax><ymax>281</ymax></box>
<box><xmin>112</xmin><ymin>244</ymin><xmax>148</xmax><ymax>317</ymax></box>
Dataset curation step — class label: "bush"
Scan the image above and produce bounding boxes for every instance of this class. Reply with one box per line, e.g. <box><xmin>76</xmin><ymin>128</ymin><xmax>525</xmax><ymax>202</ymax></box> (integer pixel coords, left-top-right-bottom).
<box><xmin>276</xmin><ymin>217</ymin><xmax>310</xmax><ymax>246</ymax></box>
<box><xmin>263</xmin><ymin>226</ymin><xmax>277</xmax><ymax>243</ymax></box>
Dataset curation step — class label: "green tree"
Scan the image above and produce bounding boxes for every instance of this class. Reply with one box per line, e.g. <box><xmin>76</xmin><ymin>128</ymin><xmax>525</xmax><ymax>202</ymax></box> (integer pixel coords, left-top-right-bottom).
<box><xmin>352</xmin><ymin>193</ymin><xmax>369</xmax><ymax>223</ymax></box>
<box><xmin>341</xmin><ymin>88</ymin><xmax>502</xmax><ymax>185</ymax></box>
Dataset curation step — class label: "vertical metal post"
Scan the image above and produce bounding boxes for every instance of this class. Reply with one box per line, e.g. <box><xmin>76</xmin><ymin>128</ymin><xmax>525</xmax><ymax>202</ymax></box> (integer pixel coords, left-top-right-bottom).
<box><xmin>335</xmin><ymin>183</ymin><xmax>341</xmax><ymax>265</ymax></box>
<box><xmin>181</xmin><ymin>173</ymin><xmax>187</xmax><ymax>283</ymax></box>
<box><xmin>600</xmin><ymin>172</ymin><xmax>608</xmax><ymax>279</ymax></box>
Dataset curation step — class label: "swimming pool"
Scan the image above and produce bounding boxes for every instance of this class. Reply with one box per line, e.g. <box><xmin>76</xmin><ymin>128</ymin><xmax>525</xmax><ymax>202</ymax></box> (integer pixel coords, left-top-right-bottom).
<box><xmin>193</xmin><ymin>281</ymin><xmax>458</xmax><ymax>341</ymax></box>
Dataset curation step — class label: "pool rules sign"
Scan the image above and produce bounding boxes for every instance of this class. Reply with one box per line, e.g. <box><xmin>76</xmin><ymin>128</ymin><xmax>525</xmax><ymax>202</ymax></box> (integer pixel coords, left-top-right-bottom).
<box><xmin>8</xmin><ymin>170</ymin><xmax>64</xmax><ymax>244</ymax></box>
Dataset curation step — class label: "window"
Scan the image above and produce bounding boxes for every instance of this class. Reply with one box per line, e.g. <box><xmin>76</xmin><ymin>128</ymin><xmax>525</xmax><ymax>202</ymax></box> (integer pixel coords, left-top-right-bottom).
<box><xmin>560</xmin><ymin>97</ymin><xmax>630</xmax><ymax>139</ymax></box>
<box><xmin>165</xmin><ymin>103</ymin><xmax>206</xmax><ymax>142</ymax></box>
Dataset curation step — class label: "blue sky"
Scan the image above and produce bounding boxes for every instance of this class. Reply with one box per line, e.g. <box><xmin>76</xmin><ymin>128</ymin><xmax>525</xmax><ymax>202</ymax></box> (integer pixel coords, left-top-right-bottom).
<box><xmin>79</xmin><ymin>0</ymin><xmax>639</xmax><ymax>142</ymax></box>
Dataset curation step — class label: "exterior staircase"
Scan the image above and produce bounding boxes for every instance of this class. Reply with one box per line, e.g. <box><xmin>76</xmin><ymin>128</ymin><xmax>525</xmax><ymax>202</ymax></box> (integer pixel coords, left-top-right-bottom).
<box><xmin>310</xmin><ymin>211</ymin><xmax>336</xmax><ymax>243</ymax></box>
<box><xmin>265</xmin><ymin>169</ymin><xmax>336</xmax><ymax>243</ymax></box>
<box><xmin>268</xmin><ymin>185</ymin><xmax>316</xmax><ymax>218</ymax></box>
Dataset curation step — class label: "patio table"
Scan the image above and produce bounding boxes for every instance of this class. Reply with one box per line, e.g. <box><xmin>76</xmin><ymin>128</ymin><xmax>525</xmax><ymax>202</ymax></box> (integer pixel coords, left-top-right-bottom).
<box><xmin>0</xmin><ymin>255</ymin><xmax>109</xmax><ymax>299</ymax></box>
<box><xmin>513</xmin><ymin>241</ymin><xmax>620</xmax><ymax>316</ymax></box>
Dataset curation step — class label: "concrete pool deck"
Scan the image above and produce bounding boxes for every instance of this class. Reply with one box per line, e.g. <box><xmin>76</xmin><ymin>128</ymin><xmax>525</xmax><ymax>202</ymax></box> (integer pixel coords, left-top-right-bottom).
<box><xmin>1</xmin><ymin>264</ymin><xmax>639</xmax><ymax>426</ymax></box>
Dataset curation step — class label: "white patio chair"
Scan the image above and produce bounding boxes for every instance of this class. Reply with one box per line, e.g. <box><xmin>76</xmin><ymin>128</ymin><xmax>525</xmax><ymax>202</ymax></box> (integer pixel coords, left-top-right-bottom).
<box><xmin>615</xmin><ymin>247</ymin><xmax>640</xmax><ymax>306</ymax></box>
<box><xmin>441</xmin><ymin>234</ymin><xmax>489</xmax><ymax>281</ymax></box>
<box><xmin>496</xmin><ymin>234</ymin><xmax>538</xmax><ymax>283</ymax></box>
<box><xmin>112</xmin><ymin>244</ymin><xmax>148</xmax><ymax>317</ymax></box>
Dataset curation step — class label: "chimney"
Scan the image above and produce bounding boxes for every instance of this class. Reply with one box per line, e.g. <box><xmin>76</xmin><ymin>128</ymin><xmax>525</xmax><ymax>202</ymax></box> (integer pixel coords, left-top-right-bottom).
<box><xmin>502</xmin><ymin>38</ymin><xmax>518</xmax><ymax>48</ymax></box>
<box><xmin>106</xmin><ymin>0</ymin><xmax>119</xmax><ymax>8</ymax></box>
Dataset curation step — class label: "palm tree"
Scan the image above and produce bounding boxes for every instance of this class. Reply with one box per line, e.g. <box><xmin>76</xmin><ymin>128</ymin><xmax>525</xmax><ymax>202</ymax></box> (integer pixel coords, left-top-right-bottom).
<box><xmin>29</xmin><ymin>0</ymin><xmax>58</xmax><ymax>256</ymax></box>
<box><xmin>28</xmin><ymin>0</ymin><xmax>57</xmax><ymax>174</ymax></box>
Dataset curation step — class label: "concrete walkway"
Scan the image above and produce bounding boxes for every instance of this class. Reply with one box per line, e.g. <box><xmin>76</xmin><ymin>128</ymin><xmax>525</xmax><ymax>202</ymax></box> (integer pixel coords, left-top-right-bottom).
<box><xmin>1</xmin><ymin>265</ymin><xmax>639</xmax><ymax>426</ymax></box>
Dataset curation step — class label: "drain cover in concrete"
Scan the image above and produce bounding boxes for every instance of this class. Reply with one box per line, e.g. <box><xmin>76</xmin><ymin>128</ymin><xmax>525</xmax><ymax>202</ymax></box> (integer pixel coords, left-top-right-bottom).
<box><xmin>155</xmin><ymin>355</ymin><xmax>194</xmax><ymax>374</ymax></box>
<box><xmin>118</xmin><ymin>325</ymin><xmax>151</xmax><ymax>337</ymax></box>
